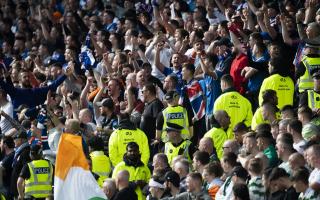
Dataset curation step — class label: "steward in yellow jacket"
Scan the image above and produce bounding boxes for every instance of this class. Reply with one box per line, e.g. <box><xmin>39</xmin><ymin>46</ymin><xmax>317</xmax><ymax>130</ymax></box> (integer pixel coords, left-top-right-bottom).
<box><xmin>109</xmin><ymin>113</ymin><xmax>150</xmax><ymax>167</ymax></box>
<box><xmin>214</xmin><ymin>74</ymin><xmax>252</xmax><ymax>130</ymax></box>
<box><xmin>112</xmin><ymin>142</ymin><xmax>151</xmax><ymax>200</ymax></box>
<box><xmin>204</xmin><ymin>110</ymin><xmax>232</xmax><ymax>159</ymax></box>
<box><xmin>88</xmin><ymin>136</ymin><xmax>111</xmax><ymax>187</ymax></box>
<box><xmin>258</xmin><ymin>57</ymin><xmax>294</xmax><ymax>109</ymax></box>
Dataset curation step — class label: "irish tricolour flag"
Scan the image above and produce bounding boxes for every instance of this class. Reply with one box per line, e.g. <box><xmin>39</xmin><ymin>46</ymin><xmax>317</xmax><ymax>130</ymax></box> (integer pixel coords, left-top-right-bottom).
<box><xmin>54</xmin><ymin>133</ymin><xmax>107</xmax><ymax>200</ymax></box>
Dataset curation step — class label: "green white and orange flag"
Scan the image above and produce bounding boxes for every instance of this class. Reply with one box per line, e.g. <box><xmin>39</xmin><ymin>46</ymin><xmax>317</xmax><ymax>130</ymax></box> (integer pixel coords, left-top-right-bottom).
<box><xmin>54</xmin><ymin>133</ymin><xmax>107</xmax><ymax>200</ymax></box>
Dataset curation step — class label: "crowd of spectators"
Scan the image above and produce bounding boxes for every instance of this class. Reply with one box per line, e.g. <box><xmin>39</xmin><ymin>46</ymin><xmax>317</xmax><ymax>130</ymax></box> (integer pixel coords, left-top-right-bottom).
<box><xmin>1</xmin><ymin>0</ymin><xmax>320</xmax><ymax>199</ymax></box>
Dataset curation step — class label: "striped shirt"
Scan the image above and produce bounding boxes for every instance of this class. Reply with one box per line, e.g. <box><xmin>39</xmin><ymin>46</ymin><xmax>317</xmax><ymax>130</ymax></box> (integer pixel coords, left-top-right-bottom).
<box><xmin>248</xmin><ymin>176</ymin><xmax>265</xmax><ymax>200</ymax></box>
<box><xmin>298</xmin><ymin>188</ymin><xmax>320</xmax><ymax>200</ymax></box>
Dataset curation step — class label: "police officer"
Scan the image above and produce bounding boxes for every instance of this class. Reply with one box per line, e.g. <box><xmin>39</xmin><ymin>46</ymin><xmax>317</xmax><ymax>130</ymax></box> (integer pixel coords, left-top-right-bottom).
<box><xmin>155</xmin><ymin>91</ymin><xmax>193</xmax><ymax>143</ymax></box>
<box><xmin>88</xmin><ymin>136</ymin><xmax>111</xmax><ymax>187</ymax></box>
<box><xmin>214</xmin><ymin>74</ymin><xmax>253</xmax><ymax>130</ymax></box>
<box><xmin>300</xmin><ymin>71</ymin><xmax>320</xmax><ymax>113</ymax></box>
<box><xmin>17</xmin><ymin>144</ymin><xmax>53</xmax><ymax>200</ymax></box>
<box><xmin>108</xmin><ymin>113</ymin><xmax>150</xmax><ymax>167</ymax></box>
<box><xmin>163</xmin><ymin>122</ymin><xmax>196</xmax><ymax>166</ymax></box>
<box><xmin>297</xmin><ymin>39</ymin><xmax>320</xmax><ymax>93</ymax></box>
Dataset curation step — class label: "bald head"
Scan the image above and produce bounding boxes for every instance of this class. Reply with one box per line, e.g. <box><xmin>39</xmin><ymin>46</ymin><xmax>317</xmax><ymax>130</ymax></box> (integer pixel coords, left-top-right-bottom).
<box><xmin>126</xmin><ymin>72</ymin><xmax>137</xmax><ymax>88</ymax></box>
<box><xmin>214</xmin><ymin>110</ymin><xmax>228</xmax><ymax>120</ymax></box>
<box><xmin>223</xmin><ymin>139</ymin><xmax>240</xmax><ymax>155</ymax></box>
<box><xmin>65</xmin><ymin>119</ymin><xmax>81</xmax><ymax>134</ymax></box>
<box><xmin>214</xmin><ymin>110</ymin><xmax>230</xmax><ymax>129</ymax></box>
<box><xmin>199</xmin><ymin>137</ymin><xmax>213</xmax><ymax>154</ymax></box>
<box><xmin>103</xmin><ymin>179</ymin><xmax>116</xmax><ymax>199</ymax></box>
<box><xmin>79</xmin><ymin>108</ymin><xmax>92</xmax><ymax>123</ymax></box>
<box><xmin>289</xmin><ymin>152</ymin><xmax>306</xmax><ymax>171</ymax></box>
<box><xmin>116</xmin><ymin>170</ymin><xmax>130</xmax><ymax>190</ymax></box>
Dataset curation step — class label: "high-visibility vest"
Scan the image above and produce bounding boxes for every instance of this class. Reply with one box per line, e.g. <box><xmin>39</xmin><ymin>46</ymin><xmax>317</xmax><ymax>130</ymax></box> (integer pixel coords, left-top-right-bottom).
<box><xmin>164</xmin><ymin>140</ymin><xmax>192</xmax><ymax>165</ymax></box>
<box><xmin>109</xmin><ymin>128</ymin><xmax>150</xmax><ymax>167</ymax></box>
<box><xmin>204</xmin><ymin>127</ymin><xmax>231</xmax><ymax>160</ymax></box>
<box><xmin>299</xmin><ymin>56</ymin><xmax>320</xmax><ymax>92</ymax></box>
<box><xmin>307</xmin><ymin>90</ymin><xmax>320</xmax><ymax>109</ymax></box>
<box><xmin>162</xmin><ymin>106</ymin><xmax>190</xmax><ymax>142</ymax></box>
<box><xmin>112</xmin><ymin>161</ymin><xmax>151</xmax><ymax>200</ymax></box>
<box><xmin>24</xmin><ymin>159</ymin><xmax>53</xmax><ymax>198</ymax></box>
<box><xmin>259</xmin><ymin>74</ymin><xmax>294</xmax><ymax>109</ymax></box>
<box><xmin>90</xmin><ymin>151</ymin><xmax>111</xmax><ymax>187</ymax></box>
<box><xmin>213</xmin><ymin>91</ymin><xmax>253</xmax><ymax>130</ymax></box>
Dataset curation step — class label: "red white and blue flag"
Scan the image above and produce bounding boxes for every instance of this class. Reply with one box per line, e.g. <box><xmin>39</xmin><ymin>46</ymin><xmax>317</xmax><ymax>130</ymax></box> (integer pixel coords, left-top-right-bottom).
<box><xmin>180</xmin><ymin>79</ymin><xmax>206</xmax><ymax>121</ymax></box>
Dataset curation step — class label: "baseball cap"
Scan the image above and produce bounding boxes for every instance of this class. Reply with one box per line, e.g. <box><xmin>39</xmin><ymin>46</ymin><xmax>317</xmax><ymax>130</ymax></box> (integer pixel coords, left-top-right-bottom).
<box><xmin>164</xmin><ymin>91</ymin><xmax>179</xmax><ymax>101</ymax></box>
<box><xmin>96</xmin><ymin>98</ymin><xmax>114</xmax><ymax>109</ymax></box>
<box><xmin>13</xmin><ymin>131</ymin><xmax>28</xmax><ymax>140</ymax></box>
<box><xmin>149</xmin><ymin>178</ymin><xmax>165</xmax><ymax>189</ymax></box>
<box><xmin>164</xmin><ymin>171</ymin><xmax>180</xmax><ymax>188</ymax></box>
<box><xmin>232</xmin><ymin>166</ymin><xmax>249</xmax><ymax>180</ymax></box>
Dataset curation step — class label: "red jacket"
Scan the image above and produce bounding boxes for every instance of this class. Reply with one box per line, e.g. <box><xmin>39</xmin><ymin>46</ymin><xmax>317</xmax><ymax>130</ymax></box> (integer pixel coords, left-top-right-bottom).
<box><xmin>230</xmin><ymin>53</ymin><xmax>248</xmax><ymax>94</ymax></box>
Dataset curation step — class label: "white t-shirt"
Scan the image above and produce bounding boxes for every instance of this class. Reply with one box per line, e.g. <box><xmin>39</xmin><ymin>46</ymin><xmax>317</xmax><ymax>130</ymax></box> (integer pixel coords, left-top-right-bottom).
<box><xmin>309</xmin><ymin>168</ymin><xmax>320</xmax><ymax>185</ymax></box>
<box><xmin>0</xmin><ymin>101</ymin><xmax>13</xmax><ymax>134</ymax></box>
<box><xmin>293</xmin><ymin>139</ymin><xmax>307</xmax><ymax>154</ymax></box>
<box><xmin>145</xmin><ymin>43</ymin><xmax>173</xmax><ymax>82</ymax></box>
<box><xmin>215</xmin><ymin>176</ymin><xmax>233</xmax><ymax>200</ymax></box>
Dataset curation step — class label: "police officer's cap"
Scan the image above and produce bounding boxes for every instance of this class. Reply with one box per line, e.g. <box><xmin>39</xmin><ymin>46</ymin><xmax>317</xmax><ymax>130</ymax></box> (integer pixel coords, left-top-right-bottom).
<box><xmin>30</xmin><ymin>144</ymin><xmax>43</xmax><ymax>155</ymax></box>
<box><xmin>304</xmin><ymin>36</ymin><xmax>320</xmax><ymax>48</ymax></box>
<box><xmin>166</xmin><ymin>122</ymin><xmax>183</xmax><ymax>133</ymax></box>
<box><xmin>165</xmin><ymin>91</ymin><xmax>179</xmax><ymax>101</ymax></box>
<box><xmin>312</xmin><ymin>70</ymin><xmax>320</xmax><ymax>79</ymax></box>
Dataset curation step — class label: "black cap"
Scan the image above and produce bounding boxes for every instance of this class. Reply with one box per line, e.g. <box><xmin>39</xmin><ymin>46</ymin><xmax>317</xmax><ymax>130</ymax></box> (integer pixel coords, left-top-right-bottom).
<box><xmin>30</xmin><ymin>144</ymin><xmax>42</xmax><ymax>154</ymax></box>
<box><xmin>312</xmin><ymin>70</ymin><xmax>320</xmax><ymax>79</ymax></box>
<box><xmin>13</xmin><ymin>132</ymin><xmax>28</xmax><ymax>140</ymax></box>
<box><xmin>232</xmin><ymin>166</ymin><xmax>249</xmax><ymax>180</ymax></box>
<box><xmin>164</xmin><ymin>91</ymin><xmax>179</xmax><ymax>101</ymax></box>
<box><xmin>96</xmin><ymin>98</ymin><xmax>114</xmax><ymax>109</ymax></box>
<box><xmin>166</xmin><ymin>122</ymin><xmax>183</xmax><ymax>132</ymax></box>
<box><xmin>216</xmin><ymin>38</ymin><xmax>232</xmax><ymax>48</ymax></box>
<box><xmin>165</xmin><ymin>171</ymin><xmax>180</xmax><ymax>188</ymax></box>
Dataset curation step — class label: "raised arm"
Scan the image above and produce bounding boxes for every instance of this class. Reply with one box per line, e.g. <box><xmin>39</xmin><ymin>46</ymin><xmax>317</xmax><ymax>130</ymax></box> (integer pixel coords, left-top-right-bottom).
<box><xmin>246</xmin><ymin>0</ymin><xmax>259</xmax><ymax>14</ymax></box>
<box><xmin>93</xmin><ymin>77</ymin><xmax>106</xmax><ymax>120</ymax></box>
<box><xmin>256</xmin><ymin>10</ymin><xmax>268</xmax><ymax>33</ymax></box>
<box><xmin>199</xmin><ymin>52</ymin><xmax>217</xmax><ymax>79</ymax></box>
<box><xmin>214</xmin><ymin>0</ymin><xmax>226</xmax><ymax>14</ymax></box>
<box><xmin>263</xmin><ymin>12</ymin><xmax>277</xmax><ymax>40</ymax></box>
<box><xmin>280</xmin><ymin>14</ymin><xmax>293</xmax><ymax>46</ymax></box>
<box><xmin>154</xmin><ymin>43</ymin><xmax>165</xmax><ymax>73</ymax></box>
<box><xmin>304</xmin><ymin>0</ymin><xmax>317</xmax><ymax>24</ymax></box>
